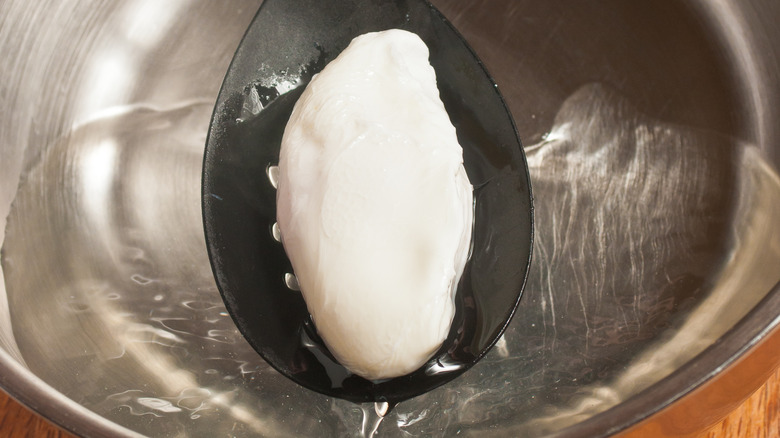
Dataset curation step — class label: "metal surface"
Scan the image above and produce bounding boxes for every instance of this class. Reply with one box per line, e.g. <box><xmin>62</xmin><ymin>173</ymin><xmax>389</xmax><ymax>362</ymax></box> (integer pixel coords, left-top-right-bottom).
<box><xmin>0</xmin><ymin>0</ymin><xmax>778</xmax><ymax>437</ymax></box>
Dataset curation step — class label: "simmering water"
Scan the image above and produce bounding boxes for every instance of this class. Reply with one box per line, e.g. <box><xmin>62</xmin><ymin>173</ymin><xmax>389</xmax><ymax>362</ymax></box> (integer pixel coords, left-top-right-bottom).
<box><xmin>2</xmin><ymin>83</ymin><xmax>779</xmax><ymax>436</ymax></box>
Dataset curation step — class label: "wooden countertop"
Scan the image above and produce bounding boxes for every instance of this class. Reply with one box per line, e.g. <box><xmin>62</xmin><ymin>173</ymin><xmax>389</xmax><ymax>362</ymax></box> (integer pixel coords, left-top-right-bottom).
<box><xmin>706</xmin><ymin>367</ymin><xmax>779</xmax><ymax>437</ymax></box>
<box><xmin>0</xmin><ymin>367</ymin><xmax>777</xmax><ymax>437</ymax></box>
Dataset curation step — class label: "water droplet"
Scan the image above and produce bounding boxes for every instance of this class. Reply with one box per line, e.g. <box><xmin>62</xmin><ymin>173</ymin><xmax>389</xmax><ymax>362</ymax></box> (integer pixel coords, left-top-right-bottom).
<box><xmin>271</xmin><ymin>222</ymin><xmax>281</xmax><ymax>242</ymax></box>
<box><xmin>266</xmin><ymin>165</ymin><xmax>279</xmax><ymax>189</ymax></box>
<box><xmin>130</xmin><ymin>274</ymin><xmax>153</xmax><ymax>285</ymax></box>
<box><xmin>374</xmin><ymin>401</ymin><xmax>390</xmax><ymax>417</ymax></box>
<box><xmin>137</xmin><ymin>397</ymin><xmax>181</xmax><ymax>413</ymax></box>
<box><xmin>424</xmin><ymin>357</ymin><xmax>464</xmax><ymax>376</ymax></box>
<box><xmin>284</xmin><ymin>273</ymin><xmax>300</xmax><ymax>291</ymax></box>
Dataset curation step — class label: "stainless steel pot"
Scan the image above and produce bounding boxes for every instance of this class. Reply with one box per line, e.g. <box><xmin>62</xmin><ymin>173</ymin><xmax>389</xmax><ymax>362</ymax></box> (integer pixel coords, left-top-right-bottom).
<box><xmin>1</xmin><ymin>1</ymin><xmax>778</xmax><ymax>436</ymax></box>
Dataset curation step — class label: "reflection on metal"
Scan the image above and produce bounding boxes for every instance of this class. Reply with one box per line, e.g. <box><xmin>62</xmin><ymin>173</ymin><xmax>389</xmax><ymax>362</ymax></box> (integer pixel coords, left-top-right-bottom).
<box><xmin>0</xmin><ymin>0</ymin><xmax>779</xmax><ymax>437</ymax></box>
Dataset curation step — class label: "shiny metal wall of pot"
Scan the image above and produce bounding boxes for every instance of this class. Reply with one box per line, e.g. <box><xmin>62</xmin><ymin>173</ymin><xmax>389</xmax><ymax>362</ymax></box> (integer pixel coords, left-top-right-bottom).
<box><xmin>0</xmin><ymin>0</ymin><xmax>779</xmax><ymax>436</ymax></box>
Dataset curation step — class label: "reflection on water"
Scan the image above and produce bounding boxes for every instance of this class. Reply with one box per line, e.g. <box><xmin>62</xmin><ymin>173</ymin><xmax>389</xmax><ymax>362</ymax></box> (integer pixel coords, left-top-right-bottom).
<box><xmin>1</xmin><ymin>84</ymin><xmax>779</xmax><ymax>436</ymax></box>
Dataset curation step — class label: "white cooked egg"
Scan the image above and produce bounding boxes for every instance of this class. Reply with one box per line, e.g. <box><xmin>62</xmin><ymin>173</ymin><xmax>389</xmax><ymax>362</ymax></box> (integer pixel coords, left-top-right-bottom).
<box><xmin>276</xmin><ymin>29</ymin><xmax>473</xmax><ymax>380</ymax></box>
